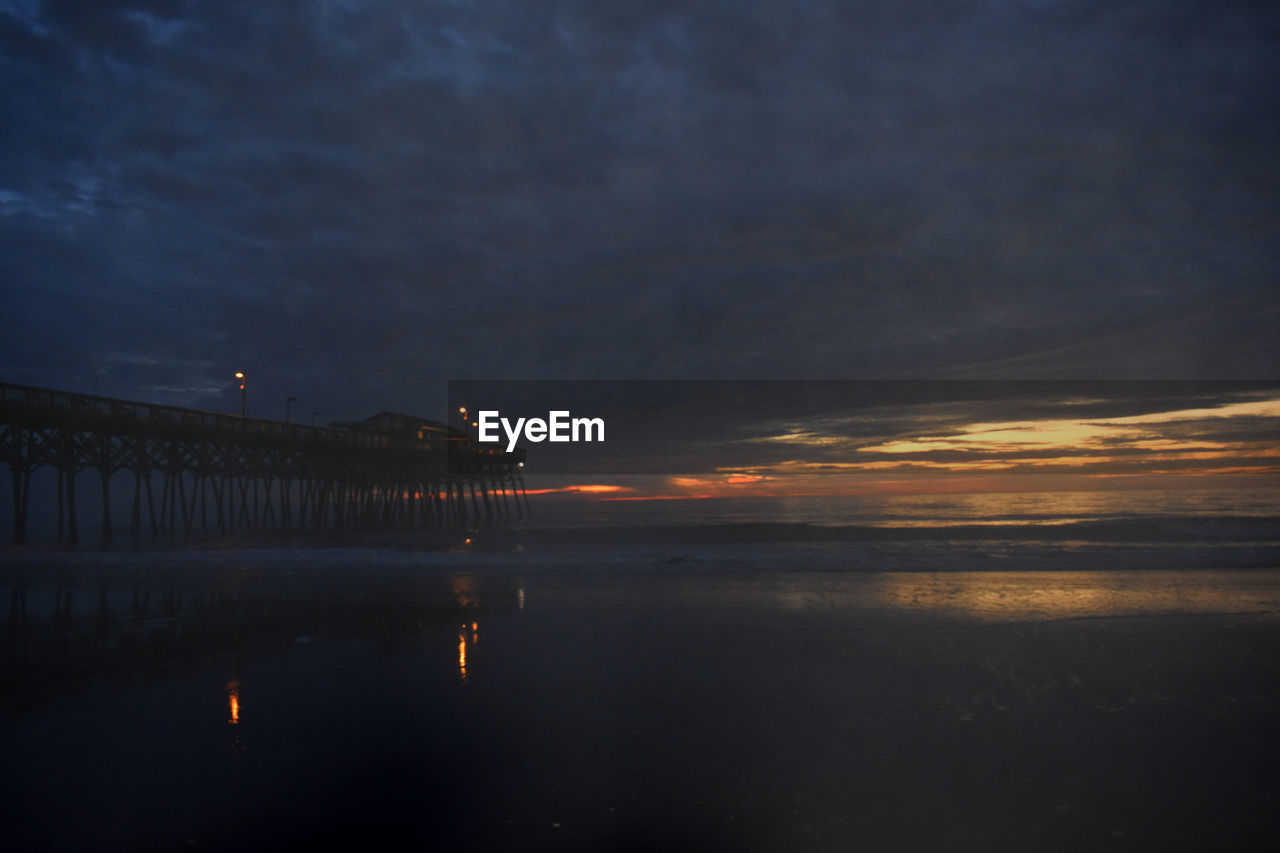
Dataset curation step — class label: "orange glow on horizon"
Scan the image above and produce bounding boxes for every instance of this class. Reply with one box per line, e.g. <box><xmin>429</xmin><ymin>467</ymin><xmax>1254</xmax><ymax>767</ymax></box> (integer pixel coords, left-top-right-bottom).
<box><xmin>601</xmin><ymin>493</ymin><xmax>725</xmax><ymax>502</ymax></box>
<box><xmin>524</xmin><ymin>484</ymin><xmax>635</xmax><ymax>495</ymax></box>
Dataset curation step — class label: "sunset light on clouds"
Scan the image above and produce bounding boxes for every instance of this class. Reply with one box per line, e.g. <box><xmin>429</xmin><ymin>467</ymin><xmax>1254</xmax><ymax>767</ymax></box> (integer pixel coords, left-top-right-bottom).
<box><xmin>526</xmin><ymin>386</ymin><xmax>1280</xmax><ymax>501</ymax></box>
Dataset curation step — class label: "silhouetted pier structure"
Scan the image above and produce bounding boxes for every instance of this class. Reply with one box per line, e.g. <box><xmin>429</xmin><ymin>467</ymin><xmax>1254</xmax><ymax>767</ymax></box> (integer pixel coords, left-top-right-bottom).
<box><xmin>0</xmin><ymin>383</ymin><xmax>528</xmax><ymax>545</ymax></box>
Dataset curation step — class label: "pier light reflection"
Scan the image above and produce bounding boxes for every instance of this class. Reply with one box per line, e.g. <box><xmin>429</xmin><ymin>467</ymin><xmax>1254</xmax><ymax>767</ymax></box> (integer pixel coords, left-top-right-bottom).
<box><xmin>450</xmin><ymin>575</ymin><xmax>477</xmax><ymax>608</ymax></box>
<box><xmin>457</xmin><ymin>620</ymin><xmax>480</xmax><ymax>684</ymax></box>
<box><xmin>458</xmin><ymin>624</ymin><xmax>468</xmax><ymax>684</ymax></box>
<box><xmin>227</xmin><ymin>680</ymin><xmax>240</xmax><ymax>725</ymax></box>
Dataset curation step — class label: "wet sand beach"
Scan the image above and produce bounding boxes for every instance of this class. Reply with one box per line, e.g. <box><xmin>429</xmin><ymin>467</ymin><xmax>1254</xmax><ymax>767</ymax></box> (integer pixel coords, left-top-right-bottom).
<box><xmin>3</xmin><ymin>557</ymin><xmax>1279</xmax><ymax>851</ymax></box>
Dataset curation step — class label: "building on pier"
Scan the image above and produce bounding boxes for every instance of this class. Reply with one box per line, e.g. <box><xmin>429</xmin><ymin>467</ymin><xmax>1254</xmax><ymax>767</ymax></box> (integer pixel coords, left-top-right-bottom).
<box><xmin>330</xmin><ymin>411</ymin><xmax>458</xmax><ymax>441</ymax></box>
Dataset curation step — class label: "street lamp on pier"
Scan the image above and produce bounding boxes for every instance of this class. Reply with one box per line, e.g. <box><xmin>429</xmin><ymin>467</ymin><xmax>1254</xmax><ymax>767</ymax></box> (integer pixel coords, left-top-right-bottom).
<box><xmin>235</xmin><ymin>372</ymin><xmax>246</xmax><ymax>417</ymax></box>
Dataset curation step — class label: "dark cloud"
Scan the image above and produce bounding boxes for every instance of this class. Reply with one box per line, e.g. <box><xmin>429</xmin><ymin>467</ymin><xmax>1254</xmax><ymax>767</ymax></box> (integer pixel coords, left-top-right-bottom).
<box><xmin>2</xmin><ymin>1</ymin><xmax>1277</xmax><ymax>421</ymax></box>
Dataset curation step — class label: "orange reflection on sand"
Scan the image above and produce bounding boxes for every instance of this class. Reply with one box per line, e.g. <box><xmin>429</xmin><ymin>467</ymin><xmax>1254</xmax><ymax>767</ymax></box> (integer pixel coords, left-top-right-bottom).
<box><xmin>451</xmin><ymin>575</ymin><xmax>477</xmax><ymax>608</ymax></box>
<box><xmin>458</xmin><ymin>626</ymin><xmax>468</xmax><ymax>684</ymax></box>
<box><xmin>227</xmin><ymin>680</ymin><xmax>240</xmax><ymax>725</ymax></box>
<box><xmin>866</xmin><ymin>571</ymin><xmax>1279</xmax><ymax>623</ymax></box>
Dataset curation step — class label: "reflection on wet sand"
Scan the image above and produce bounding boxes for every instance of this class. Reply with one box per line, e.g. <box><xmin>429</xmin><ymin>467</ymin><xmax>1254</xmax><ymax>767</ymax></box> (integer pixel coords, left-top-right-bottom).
<box><xmin>6</xmin><ymin>564</ymin><xmax>1279</xmax><ymax>713</ymax></box>
<box><xmin>535</xmin><ymin>569</ymin><xmax>1280</xmax><ymax>626</ymax></box>
<box><xmin>227</xmin><ymin>680</ymin><xmax>240</xmax><ymax>725</ymax></box>
<box><xmin>866</xmin><ymin>571</ymin><xmax>1280</xmax><ymax>622</ymax></box>
<box><xmin>1</xmin><ymin>566</ymin><xmax>507</xmax><ymax>703</ymax></box>
<box><xmin>451</xmin><ymin>575</ymin><xmax>477</xmax><ymax>608</ymax></box>
<box><xmin>458</xmin><ymin>621</ymin><xmax>480</xmax><ymax>684</ymax></box>
<box><xmin>224</xmin><ymin>678</ymin><xmax>245</xmax><ymax>757</ymax></box>
<box><xmin>458</xmin><ymin>625</ymin><xmax>468</xmax><ymax>684</ymax></box>
<box><xmin>4</xmin><ymin>557</ymin><xmax>1280</xmax><ymax>851</ymax></box>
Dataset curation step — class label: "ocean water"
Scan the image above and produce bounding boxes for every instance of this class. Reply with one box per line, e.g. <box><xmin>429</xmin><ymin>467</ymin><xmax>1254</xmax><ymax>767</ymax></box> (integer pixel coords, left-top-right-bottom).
<box><xmin>507</xmin><ymin>487</ymin><xmax>1280</xmax><ymax>573</ymax></box>
<box><xmin>532</xmin><ymin>486</ymin><xmax>1280</xmax><ymax>529</ymax></box>
<box><xmin>5</xmin><ymin>484</ymin><xmax>1278</xmax><ymax>565</ymax></box>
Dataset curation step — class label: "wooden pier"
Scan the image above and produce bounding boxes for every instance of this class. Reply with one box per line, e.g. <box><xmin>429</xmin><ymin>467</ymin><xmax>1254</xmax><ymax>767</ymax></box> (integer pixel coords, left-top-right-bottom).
<box><xmin>0</xmin><ymin>382</ymin><xmax>528</xmax><ymax>545</ymax></box>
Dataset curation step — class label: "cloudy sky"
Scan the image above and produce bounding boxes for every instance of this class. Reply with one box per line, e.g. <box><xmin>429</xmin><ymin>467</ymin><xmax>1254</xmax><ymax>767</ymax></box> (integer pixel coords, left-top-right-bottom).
<box><xmin>2</xmin><ymin>1</ymin><xmax>1278</xmax><ymax>422</ymax></box>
